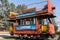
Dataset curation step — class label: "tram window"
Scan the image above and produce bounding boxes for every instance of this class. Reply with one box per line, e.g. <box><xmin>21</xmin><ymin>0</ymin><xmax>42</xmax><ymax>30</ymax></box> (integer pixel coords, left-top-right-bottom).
<box><xmin>20</xmin><ymin>19</ymin><xmax>24</xmax><ymax>25</ymax></box>
<box><xmin>44</xmin><ymin>19</ymin><xmax>47</xmax><ymax>25</ymax></box>
<box><xmin>30</xmin><ymin>18</ymin><xmax>35</xmax><ymax>24</ymax></box>
<box><xmin>20</xmin><ymin>18</ymin><xmax>36</xmax><ymax>25</ymax></box>
<box><xmin>38</xmin><ymin>18</ymin><xmax>47</xmax><ymax>25</ymax></box>
<box><xmin>17</xmin><ymin>20</ymin><xmax>20</xmax><ymax>25</ymax></box>
<box><xmin>25</xmin><ymin>19</ymin><xmax>30</xmax><ymax>25</ymax></box>
<box><xmin>38</xmin><ymin>18</ymin><xmax>43</xmax><ymax>24</ymax></box>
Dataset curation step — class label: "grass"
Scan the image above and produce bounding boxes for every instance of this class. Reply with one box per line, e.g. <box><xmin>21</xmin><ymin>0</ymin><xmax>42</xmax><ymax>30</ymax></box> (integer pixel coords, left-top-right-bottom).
<box><xmin>0</xmin><ymin>38</ymin><xmax>16</xmax><ymax>40</ymax></box>
<box><xmin>0</xmin><ymin>38</ymin><xmax>22</xmax><ymax>40</ymax></box>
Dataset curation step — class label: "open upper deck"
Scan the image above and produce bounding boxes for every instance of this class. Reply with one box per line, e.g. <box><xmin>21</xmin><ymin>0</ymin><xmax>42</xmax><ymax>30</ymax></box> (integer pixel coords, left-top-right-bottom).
<box><xmin>9</xmin><ymin>0</ymin><xmax>56</xmax><ymax>19</ymax></box>
<box><xmin>16</xmin><ymin>7</ymin><xmax>55</xmax><ymax>19</ymax></box>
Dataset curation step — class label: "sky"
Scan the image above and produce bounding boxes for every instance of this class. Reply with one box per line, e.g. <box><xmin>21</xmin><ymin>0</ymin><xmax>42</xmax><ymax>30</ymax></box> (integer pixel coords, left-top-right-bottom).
<box><xmin>8</xmin><ymin>0</ymin><xmax>60</xmax><ymax>30</ymax></box>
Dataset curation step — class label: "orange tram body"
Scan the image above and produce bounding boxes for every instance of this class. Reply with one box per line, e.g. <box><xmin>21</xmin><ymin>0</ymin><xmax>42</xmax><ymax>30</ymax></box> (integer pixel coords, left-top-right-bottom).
<box><xmin>8</xmin><ymin>0</ymin><xmax>56</xmax><ymax>39</ymax></box>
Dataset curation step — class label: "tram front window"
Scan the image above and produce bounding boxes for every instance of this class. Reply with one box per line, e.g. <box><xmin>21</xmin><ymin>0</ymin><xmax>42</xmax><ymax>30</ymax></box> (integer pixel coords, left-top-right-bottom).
<box><xmin>38</xmin><ymin>18</ymin><xmax>47</xmax><ymax>32</ymax></box>
<box><xmin>38</xmin><ymin>18</ymin><xmax>47</xmax><ymax>25</ymax></box>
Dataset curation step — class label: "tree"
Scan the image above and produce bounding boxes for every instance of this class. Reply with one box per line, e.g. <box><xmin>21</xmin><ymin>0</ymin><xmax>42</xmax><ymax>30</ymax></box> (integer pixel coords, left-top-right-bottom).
<box><xmin>16</xmin><ymin>4</ymin><xmax>27</xmax><ymax>14</ymax></box>
<box><xmin>0</xmin><ymin>0</ymin><xmax>11</xmax><ymax>31</ymax></box>
<box><xmin>52</xmin><ymin>18</ymin><xmax>58</xmax><ymax>31</ymax></box>
<box><xmin>21</xmin><ymin>4</ymin><xmax>27</xmax><ymax>11</ymax></box>
<box><xmin>0</xmin><ymin>0</ymin><xmax>9</xmax><ymax>17</ymax></box>
<box><xmin>10</xmin><ymin>3</ymin><xmax>15</xmax><ymax>12</ymax></box>
<box><xmin>0</xmin><ymin>0</ymin><xmax>8</xmax><ymax>4</ymax></box>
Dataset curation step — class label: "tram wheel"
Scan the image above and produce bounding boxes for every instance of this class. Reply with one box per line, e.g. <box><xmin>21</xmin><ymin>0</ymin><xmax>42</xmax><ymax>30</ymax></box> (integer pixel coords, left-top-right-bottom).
<box><xmin>10</xmin><ymin>32</ymin><xmax>14</xmax><ymax>36</ymax></box>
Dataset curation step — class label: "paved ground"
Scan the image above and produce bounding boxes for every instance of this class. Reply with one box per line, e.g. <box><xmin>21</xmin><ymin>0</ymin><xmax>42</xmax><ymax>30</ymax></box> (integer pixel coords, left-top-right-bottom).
<box><xmin>0</xmin><ymin>32</ymin><xmax>16</xmax><ymax>40</ymax></box>
<box><xmin>0</xmin><ymin>32</ymin><xmax>59</xmax><ymax>40</ymax></box>
<box><xmin>48</xmin><ymin>35</ymin><xmax>59</xmax><ymax>40</ymax></box>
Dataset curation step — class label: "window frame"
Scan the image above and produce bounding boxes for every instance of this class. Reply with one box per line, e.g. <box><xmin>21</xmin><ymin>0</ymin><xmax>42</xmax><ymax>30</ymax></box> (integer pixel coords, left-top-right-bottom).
<box><xmin>19</xmin><ymin>18</ymin><xmax>36</xmax><ymax>26</ymax></box>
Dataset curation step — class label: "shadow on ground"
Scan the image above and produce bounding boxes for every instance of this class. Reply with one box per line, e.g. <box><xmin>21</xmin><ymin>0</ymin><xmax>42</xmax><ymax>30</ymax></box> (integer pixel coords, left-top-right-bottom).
<box><xmin>0</xmin><ymin>35</ymin><xmax>59</xmax><ymax>40</ymax></box>
<box><xmin>0</xmin><ymin>35</ymin><xmax>43</xmax><ymax>40</ymax></box>
<box><xmin>0</xmin><ymin>35</ymin><xmax>32</xmax><ymax>40</ymax></box>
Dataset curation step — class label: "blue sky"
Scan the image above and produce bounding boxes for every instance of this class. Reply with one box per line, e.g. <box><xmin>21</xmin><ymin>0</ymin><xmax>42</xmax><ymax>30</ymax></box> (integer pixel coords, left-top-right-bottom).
<box><xmin>8</xmin><ymin>0</ymin><xmax>46</xmax><ymax>6</ymax></box>
<box><xmin>8</xmin><ymin>0</ymin><xmax>60</xmax><ymax>30</ymax></box>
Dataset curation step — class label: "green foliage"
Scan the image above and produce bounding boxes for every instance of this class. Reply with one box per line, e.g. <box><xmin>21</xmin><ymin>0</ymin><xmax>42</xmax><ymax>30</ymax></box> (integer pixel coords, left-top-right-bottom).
<box><xmin>56</xmin><ymin>31</ymin><xmax>60</xmax><ymax>34</ymax></box>
<box><xmin>55</xmin><ymin>25</ymin><xmax>58</xmax><ymax>31</ymax></box>
<box><xmin>0</xmin><ymin>0</ymin><xmax>28</xmax><ymax>31</ymax></box>
<box><xmin>52</xmin><ymin>18</ymin><xmax>58</xmax><ymax>31</ymax></box>
<box><xmin>16</xmin><ymin>4</ymin><xmax>27</xmax><ymax>13</ymax></box>
<box><xmin>1</xmin><ymin>0</ymin><xmax>8</xmax><ymax>4</ymax></box>
<box><xmin>10</xmin><ymin>3</ymin><xmax>16</xmax><ymax>12</ymax></box>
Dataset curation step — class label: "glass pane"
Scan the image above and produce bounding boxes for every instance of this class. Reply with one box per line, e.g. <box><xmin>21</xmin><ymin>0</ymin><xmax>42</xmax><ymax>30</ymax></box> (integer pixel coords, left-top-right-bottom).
<box><xmin>20</xmin><ymin>18</ymin><xmax>35</xmax><ymax>25</ymax></box>
<box><xmin>38</xmin><ymin>18</ymin><xmax>47</xmax><ymax>25</ymax></box>
<box><xmin>26</xmin><ymin>19</ymin><xmax>30</xmax><ymax>25</ymax></box>
<box><xmin>38</xmin><ymin>18</ymin><xmax>43</xmax><ymax>24</ymax></box>
<box><xmin>44</xmin><ymin>19</ymin><xmax>47</xmax><ymax>25</ymax></box>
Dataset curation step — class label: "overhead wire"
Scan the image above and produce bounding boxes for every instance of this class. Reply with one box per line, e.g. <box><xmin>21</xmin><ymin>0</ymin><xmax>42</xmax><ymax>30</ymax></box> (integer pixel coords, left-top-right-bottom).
<box><xmin>26</xmin><ymin>1</ymin><xmax>47</xmax><ymax>6</ymax></box>
<box><xmin>26</xmin><ymin>1</ymin><xmax>47</xmax><ymax>11</ymax></box>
